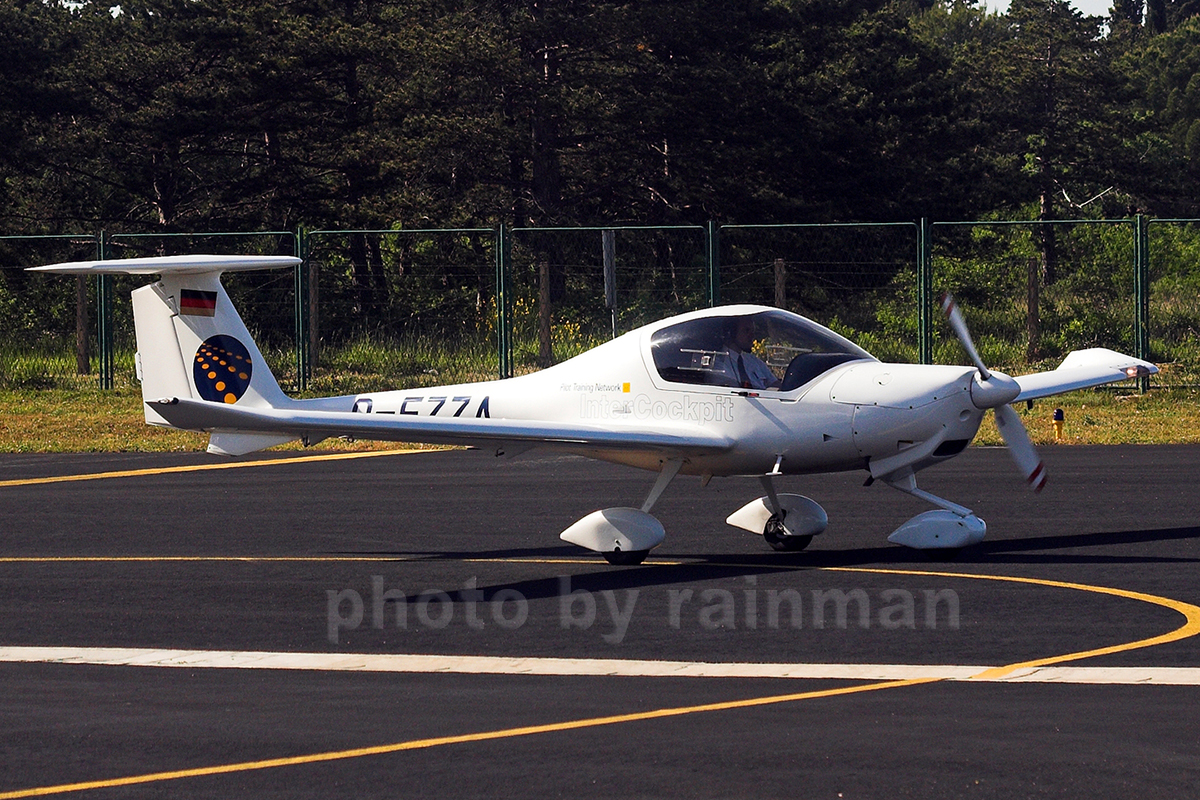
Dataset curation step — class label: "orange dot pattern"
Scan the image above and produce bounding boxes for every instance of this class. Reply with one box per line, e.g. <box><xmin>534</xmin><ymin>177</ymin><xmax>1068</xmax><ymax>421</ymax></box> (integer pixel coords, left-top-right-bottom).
<box><xmin>193</xmin><ymin>335</ymin><xmax>253</xmax><ymax>404</ymax></box>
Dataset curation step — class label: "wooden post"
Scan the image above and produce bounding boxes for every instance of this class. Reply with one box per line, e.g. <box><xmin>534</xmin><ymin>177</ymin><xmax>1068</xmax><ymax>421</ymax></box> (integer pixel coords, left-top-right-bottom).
<box><xmin>75</xmin><ymin>275</ymin><xmax>89</xmax><ymax>375</ymax></box>
<box><xmin>773</xmin><ymin>258</ymin><xmax>786</xmax><ymax>309</ymax></box>
<box><xmin>308</xmin><ymin>257</ymin><xmax>320</xmax><ymax>371</ymax></box>
<box><xmin>1027</xmin><ymin>255</ymin><xmax>1040</xmax><ymax>361</ymax></box>
<box><xmin>538</xmin><ymin>260</ymin><xmax>552</xmax><ymax>367</ymax></box>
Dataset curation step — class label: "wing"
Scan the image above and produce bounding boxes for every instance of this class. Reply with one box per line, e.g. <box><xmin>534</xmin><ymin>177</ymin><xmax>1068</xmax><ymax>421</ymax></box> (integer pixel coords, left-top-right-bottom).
<box><xmin>1014</xmin><ymin>348</ymin><xmax>1158</xmax><ymax>402</ymax></box>
<box><xmin>148</xmin><ymin>397</ymin><xmax>734</xmax><ymax>458</ymax></box>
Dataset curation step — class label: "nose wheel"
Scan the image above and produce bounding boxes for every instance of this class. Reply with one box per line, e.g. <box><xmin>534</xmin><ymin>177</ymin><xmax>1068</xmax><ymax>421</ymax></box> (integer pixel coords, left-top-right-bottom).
<box><xmin>763</xmin><ymin>514</ymin><xmax>813</xmax><ymax>551</ymax></box>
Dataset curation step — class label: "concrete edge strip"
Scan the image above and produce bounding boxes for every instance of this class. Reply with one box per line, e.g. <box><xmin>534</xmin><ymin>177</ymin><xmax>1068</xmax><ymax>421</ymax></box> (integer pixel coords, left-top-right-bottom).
<box><xmin>1</xmin><ymin>646</ymin><xmax>1196</xmax><ymax>685</ymax></box>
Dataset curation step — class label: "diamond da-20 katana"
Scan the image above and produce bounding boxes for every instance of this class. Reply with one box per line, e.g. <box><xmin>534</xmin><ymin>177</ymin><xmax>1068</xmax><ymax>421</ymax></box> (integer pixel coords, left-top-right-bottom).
<box><xmin>32</xmin><ymin>255</ymin><xmax>1157</xmax><ymax>563</ymax></box>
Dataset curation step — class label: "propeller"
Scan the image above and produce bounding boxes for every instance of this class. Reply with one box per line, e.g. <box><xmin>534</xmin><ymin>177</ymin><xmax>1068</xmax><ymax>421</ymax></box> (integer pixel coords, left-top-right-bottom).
<box><xmin>941</xmin><ymin>294</ymin><xmax>1046</xmax><ymax>492</ymax></box>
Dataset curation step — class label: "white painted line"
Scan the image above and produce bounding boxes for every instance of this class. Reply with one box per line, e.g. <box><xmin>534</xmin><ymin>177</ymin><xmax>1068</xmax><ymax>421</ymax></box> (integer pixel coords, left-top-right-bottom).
<box><xmin>995</xmin><ymin>666</ymin><xmax>1200</xmax><ymax>685</ymax></box>
<box><xmin>2</xmin><ymin>646</ymin><xmax>1199</xmax><ymax>685</ymax></box>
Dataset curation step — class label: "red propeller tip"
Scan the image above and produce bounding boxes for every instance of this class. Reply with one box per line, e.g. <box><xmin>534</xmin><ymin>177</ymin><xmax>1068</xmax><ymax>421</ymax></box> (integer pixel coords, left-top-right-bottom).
<box><xmin>940</xmin><ymin>294</ymin><xmax>955</xmax><ymax>317</ymax></box>
<box><xmin>1028</xmin><ymin>462</ymin><xmax>1047</xmax><ymax>492</ymax></box>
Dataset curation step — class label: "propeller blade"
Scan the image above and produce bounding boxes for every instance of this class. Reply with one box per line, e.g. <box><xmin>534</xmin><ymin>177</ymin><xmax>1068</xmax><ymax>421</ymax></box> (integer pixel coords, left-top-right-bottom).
<box><xmin>940</xmin><ymin>294</ymin><xmax>991</xmax><ymax>380</ymax></box>
<box><xmin>942</xmin><ymin>291</ymin><xmax>1043</xmax><ymax>491</ymax></box>
<box><xmin>994</xmin><ymin>403</ymin><xmax>1046</xmax><ymax>492</ymax></box>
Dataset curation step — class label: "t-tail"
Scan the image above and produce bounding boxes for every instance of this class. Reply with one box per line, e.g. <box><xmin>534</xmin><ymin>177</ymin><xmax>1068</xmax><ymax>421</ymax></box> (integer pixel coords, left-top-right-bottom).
<box><xmin>29</xmin><ymin>255</ymin><xmax>332</xmax><ymax>455</ymax></box>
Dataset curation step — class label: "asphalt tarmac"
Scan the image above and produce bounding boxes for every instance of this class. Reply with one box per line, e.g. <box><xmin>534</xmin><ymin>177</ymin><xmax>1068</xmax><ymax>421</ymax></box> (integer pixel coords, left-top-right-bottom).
<box><xmin>0</xmin><ymin>444</ymin><xmax>1197</xmax><ymax>798</ymax></box>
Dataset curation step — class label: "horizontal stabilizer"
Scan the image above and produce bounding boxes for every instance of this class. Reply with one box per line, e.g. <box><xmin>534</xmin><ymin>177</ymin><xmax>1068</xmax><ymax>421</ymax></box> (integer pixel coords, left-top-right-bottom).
<box><xmin>1014</xmin><ymin>348</ymin><xmax>1157</xmax><ymax>402</ymax></box>
<box><xmin>28</xmin><ymin>255</ymin><xmax>299</xmax><ymax>276</ymax></box>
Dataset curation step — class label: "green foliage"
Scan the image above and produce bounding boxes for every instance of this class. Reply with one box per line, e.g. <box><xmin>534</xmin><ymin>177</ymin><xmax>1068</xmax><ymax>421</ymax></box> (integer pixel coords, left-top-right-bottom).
<box><xmin>1122</xmin><ymin>17</ymin><xmax>1200</xmax><ymax>215</ymax></box>
<box><xmin>305</xmin><ymin>333</ymin><xmax>496</xmax><ymax>393</ymax></box>
<box><xmin>10</xmin><ymin>0</ymin><xmax>1200</xmax><ymax>393</ymax></box>
<box><xmin>2</xmin><ymin>0</ymin><xmax>1143</xmax><ymax>233</ymax></box>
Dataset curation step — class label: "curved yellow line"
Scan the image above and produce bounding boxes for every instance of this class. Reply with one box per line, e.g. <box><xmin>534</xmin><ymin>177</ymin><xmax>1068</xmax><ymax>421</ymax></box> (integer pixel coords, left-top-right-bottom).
<box><xmin>0</xmin><ymin>678</ymin><xmax>939</xmax><ymax>799</ymax></box>
<box><xmin>824</xmin><ymin>567</ymin><xmax>1200</xmax><ymax>680</ymax></box>
<box><xmin>2</xmin><ymin>567</ymin><xmax>1197</xmax><ymax>798</ymax></box>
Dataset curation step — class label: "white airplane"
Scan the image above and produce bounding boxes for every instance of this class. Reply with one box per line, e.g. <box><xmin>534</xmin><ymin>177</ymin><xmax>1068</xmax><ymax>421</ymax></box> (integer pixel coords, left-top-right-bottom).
<box><xmin>33</xmin><ymin>255</ymin><xmax>1156</xmax><ymax>563</ymax></box>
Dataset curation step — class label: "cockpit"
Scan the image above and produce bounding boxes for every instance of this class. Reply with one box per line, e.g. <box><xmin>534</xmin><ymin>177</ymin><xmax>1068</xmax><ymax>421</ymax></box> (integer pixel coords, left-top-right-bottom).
<box><xmin>649</xmin><ymin>308</ymin><xmax>875</xmax><ymax>391</ymax></box>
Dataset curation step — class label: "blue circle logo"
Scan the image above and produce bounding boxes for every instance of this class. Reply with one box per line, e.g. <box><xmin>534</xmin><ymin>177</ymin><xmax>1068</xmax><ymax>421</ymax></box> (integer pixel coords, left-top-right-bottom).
<box><xmin>193</xmin><ymin>335</ymin><xmax>253</xmax><ymax>404</ymax></box>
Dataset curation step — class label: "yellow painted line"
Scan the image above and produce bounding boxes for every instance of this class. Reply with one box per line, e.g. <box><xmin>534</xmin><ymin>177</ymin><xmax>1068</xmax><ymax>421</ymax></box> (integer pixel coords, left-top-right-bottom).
<box><xmin>824</xmin><ymin>567</ymin><xmax>1200</xmax><ymax>680</ymax></box>
<box><xmin>0</xmin><ymin>448</ymin><xmax>425</xmax><ymax>489</ymax></box>
<box><xmin>0</xmin><ymin>678</ymin><xmax>939</xmax><ymax>800</ymax></box>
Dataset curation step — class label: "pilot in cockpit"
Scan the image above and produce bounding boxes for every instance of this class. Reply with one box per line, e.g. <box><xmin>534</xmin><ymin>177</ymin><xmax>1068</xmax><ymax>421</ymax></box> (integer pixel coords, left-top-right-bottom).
<box><xmin>719</xmin><ymin>316</ymin><xmax>782</xmax><ymax>390</ymax></box>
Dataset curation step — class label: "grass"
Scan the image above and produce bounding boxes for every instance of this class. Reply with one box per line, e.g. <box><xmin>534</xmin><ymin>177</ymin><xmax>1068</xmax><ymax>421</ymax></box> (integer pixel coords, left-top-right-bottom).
<box><xmin>972</xmin><ymin>387</ymin><xmax>1200</xmax><ymax>446</ymax></box>
<box><xmin>2</xmin><ymin>381</ymin><xmax>1198</xmax><ymax>454</ymax></box>
<box><xmin>3</xmin><ymin>329</ymin><xmax>1198</xmax><ymax>452</ymax></box>
<box><xmin>0</xmin><ymin>387</ymin><xmax>433</xmax><ymax>453</ymax></box>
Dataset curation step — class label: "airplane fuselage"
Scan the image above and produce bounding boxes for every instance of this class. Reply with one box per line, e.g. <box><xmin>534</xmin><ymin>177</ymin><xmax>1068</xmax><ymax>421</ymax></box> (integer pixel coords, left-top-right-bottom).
<box><xmin>348</xmin><ymin>324</ymin><xmax>986</xmax><ymax>479</ymax></box>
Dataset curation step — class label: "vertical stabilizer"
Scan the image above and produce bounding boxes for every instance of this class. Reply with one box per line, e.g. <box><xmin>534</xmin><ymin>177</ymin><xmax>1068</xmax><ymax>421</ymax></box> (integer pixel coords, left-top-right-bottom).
<box><xmin>28</xmin><ymin>256</ymin><xmax>299</xmax><ymax>433</ymax></box>
<box><xmin>150</xmin><ymin>270</ymin><xmax>290</xmax><ymax>412</ymax></box>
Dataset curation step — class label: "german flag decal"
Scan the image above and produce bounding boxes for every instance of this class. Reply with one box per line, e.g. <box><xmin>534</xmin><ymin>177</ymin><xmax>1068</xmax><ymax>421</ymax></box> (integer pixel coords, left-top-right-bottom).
<box><xmin>194</xmin><ymin>335</ymin><xmax>253</xmax><ymax>404</ymax></box>
<box><xmin>180</xmin><ymin>289</ymin><xmax>217</xmax><ymax>316</ymax></box>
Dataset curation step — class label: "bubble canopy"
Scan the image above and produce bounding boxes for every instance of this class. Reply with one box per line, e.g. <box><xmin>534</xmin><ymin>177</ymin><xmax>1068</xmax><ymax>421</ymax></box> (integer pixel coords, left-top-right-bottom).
<box><xmin>649</xmin><ymin>308</ymin><xmax>875</xmax><ymax>391</ymax></box>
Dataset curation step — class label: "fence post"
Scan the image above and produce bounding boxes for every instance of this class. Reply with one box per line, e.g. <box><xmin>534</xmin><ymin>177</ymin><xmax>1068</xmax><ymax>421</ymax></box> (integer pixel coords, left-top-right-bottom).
<box><xmin>75</xmin><ymin>274</ymin><xmax>89</xmax><ymax>376</ymax></box>
<box><xmin>496</xmin><ymin>224</ymin><xmax>513</xmax><ymax>378</ymax></box>
<box><xmin>602</xmin><ymin>229</ymin><xmax>616</xmax><ymax>338</ymax></box>
<box><xmin>1135</xmin><ymin>215</ymin><xmax>1150</xmax><ymax>392</ymax></box>
<box><xmin>96</xmin><ymin>231</ymin><xmax>114</xmax><ymax>390</ymax></box>
<box><xmin>538</xmin><ymin>259</ymin><xmax>552</xmax><ymax>366</ymax></box>
<box><xmin>294</xmin><ymin>229</ymin><xmax>310</xmax><ymax>391</ymax></box>
<box><xmin>706</xmin><ymin>221</ymin><xmax>720</xmax><ymax>307</ymax></box>
<box><xmin>918</xmin><ymin>219</ymin><xmax>933</xmax><ymax>365</ymax></box>
<box><xmin>773</xmin><ymin>257</ymin><xmax>787</xmax><ymax>309</ymax></box>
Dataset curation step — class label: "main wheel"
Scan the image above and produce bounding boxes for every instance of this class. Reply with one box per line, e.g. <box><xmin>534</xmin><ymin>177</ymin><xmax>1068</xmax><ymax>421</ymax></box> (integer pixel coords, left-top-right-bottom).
<box><xmin>763</xmin><ymin>516</ymin><xmax>813</xmax><ymax>552</ymax></box>
<box><xmin>603</xmin><ymin>549</ymin><xmax>650</xmax><ymax>565</ymax></box>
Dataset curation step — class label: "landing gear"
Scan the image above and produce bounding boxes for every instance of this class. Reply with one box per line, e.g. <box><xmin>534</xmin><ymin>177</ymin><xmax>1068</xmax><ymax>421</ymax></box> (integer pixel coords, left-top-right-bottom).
<box><xmin>763</xmin><ymin>515</ymin><xmax>813</xmax><ymax>551</ymax></box>
<box><xmin>560</xmin><ymin>459</ymin><xmax>682</xmax><ymax>565</ymax></box>
<box><xmin>603</xmin><ymin>549</ymin><xmax>650</xmax><ymax>566</ymax></box>
<box><xmin>881</xmin><ymin>469</ymin><xmax>986</xmax><ymax>552</ymax></box>
<box><xmin>726</xmin><ymin>472</ymin><xmax>827</xmax><ymax>552</ymax></box>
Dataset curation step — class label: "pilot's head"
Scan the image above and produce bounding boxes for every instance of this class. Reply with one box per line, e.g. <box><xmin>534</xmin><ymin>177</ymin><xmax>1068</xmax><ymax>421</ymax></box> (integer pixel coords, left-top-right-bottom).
<box><xmin>725</xmin><ymin>316</ymin><xmax>757</xmax><ymax>352</ymax></box>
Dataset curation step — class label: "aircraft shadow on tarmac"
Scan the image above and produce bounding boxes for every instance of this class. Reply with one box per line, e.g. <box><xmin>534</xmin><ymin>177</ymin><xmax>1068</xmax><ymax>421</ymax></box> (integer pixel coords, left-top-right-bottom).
<box><xmin>343</xmin><ymin>524</ymin><xmax>1200</xmax><ymax>566</ymax></box>
<box><xmin>966</xmin><ymin>525</ymin><xmax>1200</xmax><ymax>564</ymax></box>
<box><xmin>336</xmin><ymin>525</ymin><xmax>1200</xmax><ymax>602</ymax></box>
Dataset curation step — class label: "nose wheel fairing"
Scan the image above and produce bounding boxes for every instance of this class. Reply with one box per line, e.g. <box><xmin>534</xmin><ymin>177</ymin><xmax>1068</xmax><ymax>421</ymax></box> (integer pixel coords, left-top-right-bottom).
<box><xmin>886</xmin><ymin>510</ymin><xmax>986</xmax><ymax>550</ymax></box>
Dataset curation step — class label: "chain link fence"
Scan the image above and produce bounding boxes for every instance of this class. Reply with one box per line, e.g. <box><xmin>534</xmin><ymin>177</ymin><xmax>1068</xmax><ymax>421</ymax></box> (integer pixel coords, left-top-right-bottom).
<box><xmin>0</xmin><ymin>235</ymin><xmax>102</xmax><ymax>390</ymax></box>
<box><xmin>1145</xmin><ymin>220</ymin><xmax>1200</xmax><ymax>387</ymax></box>
<box><xmin>303</xmin><ymin>229</ymin><xmax>497</xmax><ymax>392</ymax></box>
<box><xmin>508</xmin><ymin>226</ymin><xmax>710</xmax><ymax>370</ymax></box>
<box><xmin>930</xmin><ymin>221</ymin><xmax>1139</xmax><ymax>367</ymax></box>
<box><xmin>719</xmin><ymin>223</ymin><xmax>920</xmax><ymax>362</ymax></box>
<box><xmin>3</xmin><ymin>218</ymin><xmax>1195</xmax><ymax>394</ymax></box>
